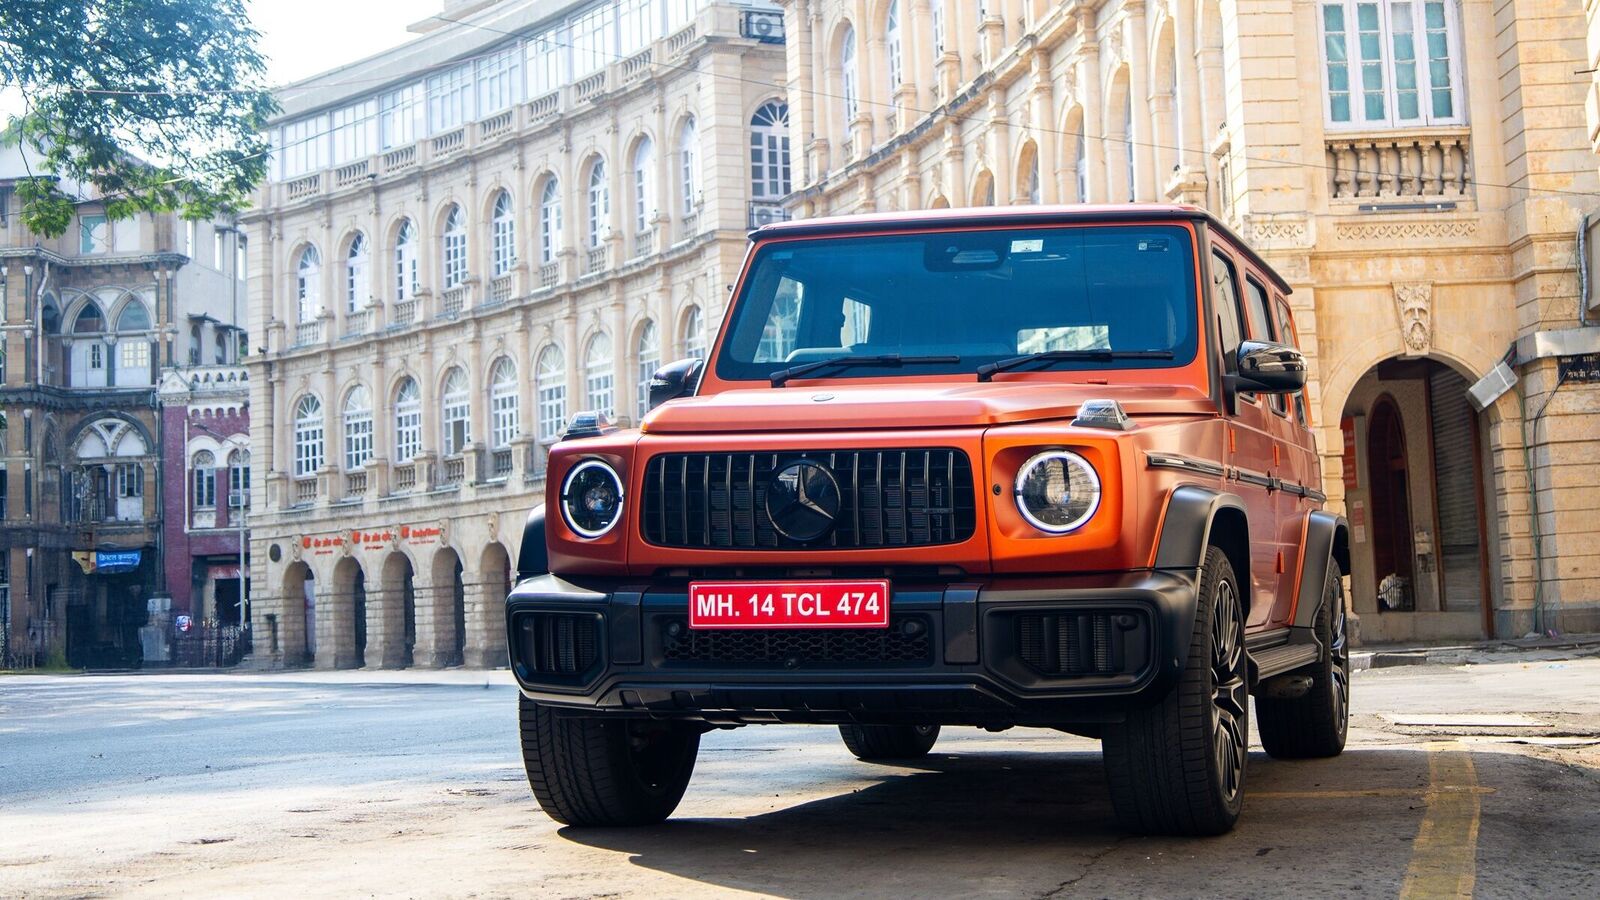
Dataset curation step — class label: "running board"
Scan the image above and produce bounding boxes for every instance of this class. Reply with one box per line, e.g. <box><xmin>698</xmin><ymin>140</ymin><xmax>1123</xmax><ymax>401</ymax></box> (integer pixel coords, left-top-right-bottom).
<box><xmin>1251</xmin><ymin>643</ymin><xmax>1320</xmax><ymax>680</ymax></box>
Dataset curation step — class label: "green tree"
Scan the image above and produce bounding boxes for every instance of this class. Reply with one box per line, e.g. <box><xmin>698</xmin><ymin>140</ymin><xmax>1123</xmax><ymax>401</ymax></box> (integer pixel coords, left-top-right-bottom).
<box><xmin>0</xmin><ymin>0</ymin><xmax>275</xmax><ymax>237</ymax></box>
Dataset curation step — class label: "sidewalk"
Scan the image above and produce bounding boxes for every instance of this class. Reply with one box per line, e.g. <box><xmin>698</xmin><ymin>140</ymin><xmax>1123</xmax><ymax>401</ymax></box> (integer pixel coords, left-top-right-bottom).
<box><xmin>1352</xmin><ymin>632</ymin><xmax>1600</xmax><ymax>671</ymax></box>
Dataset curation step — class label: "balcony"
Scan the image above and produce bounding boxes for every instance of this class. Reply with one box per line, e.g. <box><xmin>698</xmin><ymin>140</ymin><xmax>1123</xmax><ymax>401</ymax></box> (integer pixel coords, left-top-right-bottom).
<box><xmin>342</xmin><ymin>309</ymin><xmax>369</xmax><ymax>338</ymax></box>
<box><xmin>585</xmin><ymin>246</ymin><xmax>607</xmax><ymax>275</ymax></box>
<box><xmin>1324</xmin><ymin>130</ymin><xmax>1472</xmax><ymax>202</ymax></box>
<box><xmin>393</xmin><ymin>463</ymin><xmax>418</xmax><ymax>493</ymax></box>
<box><xmin>528</xmin><ymin>91</ymin><xmax>560</xmax><ymax>125</ymax></box>
<box><xmin>538</xmin><ymin>263</ymin><xmax>560</xmax><ymax>289</ymax></box>
<box><xmin>292</xmin><ymin>478</ymin><xmax>317</xmax><ymax>507</ymax></box>
<box><xmin>666</xmin><ymin>23</ymin><xmax>697</xmax><ymax>57</ymax></box>
<box><xmin>294</xmin><ymin>320</ymin><xmax>323</xmax><ymax>347</ymax></box>
<box><xmin>748</xmin><ymin>201</ymin><xmax>791</xmax><ymax>229</ymax></box>
<box><xmin>621</xmin><ymin>48</ymin><xmax>653</xmax><ymax>85</ymax></box>
<box><xmin>174</xmin><ymin>364</ymin><xmax>249</xmax><ymax>392</ymax></box>
<box><xmin>432</xmin><ymin>127</ymin><xmax>466</xmax><ymax>157</ymax></box>
<box><xmin>382</xmin><ymin>144</ymin><xmax>417</xmax><ymax>173</ymax></box>
<box><xmin>344</xmin><ymin>471</ymin><xmax>368</xmax><ymax>497</ymax></box>
<box><xmin>487</xmin><ymin>275</ymin><xmax>514</xmax><ymax>305</ymax></box>
<box><xmin>488</xmin><ymin>448</ymin><xmax>513</xmax><ymax>481</ymax></box>
<box><xmin>478</xmin><ymin>108</ymin><xmax>514</xmax><ymax>140</ymax></box>
<box><xmin>391</xmin><ymin>298</ymin><xmax>417</xmax><ymax>326</ymax></box>
<box><xmin>633</xmin><ymin>229</ymin><xmax>655</xmax><ymax>258</ymax></box>
<box><xmin>285</xmin><ymin>173</ymin><xmax>322</xmax><ymax>202</ymax></box>
<box><xmin>678</xmin><ymin>211</ymin><xmax>700</xmax><ymax>242</ymax></box>
<box><xmin>440</xmin><ymin>456</ymin><xmax>465</xmax><ymax>487</ymax></box>
<box><xmin>441</xmin><ymin>286</ymin><xmax>467</xmax><ymax>317</ymax></box>
<box><xmin>574</xmin><ymin>70</ymin><xmax>607</xmax><ymax>103</ymax></box>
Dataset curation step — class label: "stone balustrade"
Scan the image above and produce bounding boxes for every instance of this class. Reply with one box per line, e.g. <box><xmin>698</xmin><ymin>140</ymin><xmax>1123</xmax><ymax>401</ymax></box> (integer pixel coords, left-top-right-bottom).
<box><xmin>1325</xmin><ymin>130</ymin><xmax>1472</xmax><ymax>201</ymax></box>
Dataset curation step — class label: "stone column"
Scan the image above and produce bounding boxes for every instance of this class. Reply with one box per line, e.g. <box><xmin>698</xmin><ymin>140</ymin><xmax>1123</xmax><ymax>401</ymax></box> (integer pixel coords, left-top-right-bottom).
<box><xmin>1125</xmin><ymin>2</ymin><xmax>1155</xmax><ymax>201</ymax></box>
<box><xmin>461</xmin><ymin>563</ymin><xmax>507</xmax><ymax>669</ymax></box>
<box><xmin>1080</xmin><ymin>36</ymin><xmax>1106</xmax><ymax>203</ymax></box>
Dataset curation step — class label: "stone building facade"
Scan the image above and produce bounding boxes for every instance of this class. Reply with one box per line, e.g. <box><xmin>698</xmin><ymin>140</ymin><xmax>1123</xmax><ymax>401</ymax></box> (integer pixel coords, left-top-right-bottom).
<box><xmin>776</xmin><ymin>0</ymin><xmax>1600</xmax><ymax>640</ymax></box>
<box><xmin>0</xmin><ymin>146</ymin><xmax>244</xmax><ymax>668</ymax></box>
<box><xmin>242</xmin><ymin>0</ymin><xmax>788</xmax><ymax>668</ymax></box>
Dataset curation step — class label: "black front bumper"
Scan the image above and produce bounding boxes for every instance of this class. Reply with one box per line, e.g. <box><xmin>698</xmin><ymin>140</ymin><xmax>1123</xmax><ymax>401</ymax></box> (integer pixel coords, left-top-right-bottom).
<box><xmin>504</xmin><ymin>570</ymin><xmax>1199</xmax><ymax>727</ymax></box>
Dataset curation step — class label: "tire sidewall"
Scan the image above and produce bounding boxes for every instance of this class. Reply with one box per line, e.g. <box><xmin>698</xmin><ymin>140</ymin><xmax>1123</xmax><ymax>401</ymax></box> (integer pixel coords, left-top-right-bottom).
<box><xmin>1201</xmin><ymin>548</ymin><xmax>1248</xmax><ymax>822</ymax></box>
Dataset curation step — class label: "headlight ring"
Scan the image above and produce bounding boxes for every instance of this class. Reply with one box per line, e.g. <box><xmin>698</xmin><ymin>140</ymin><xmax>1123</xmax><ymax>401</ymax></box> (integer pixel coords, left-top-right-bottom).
<box><xmin>1013</xmin><ymin>450</ymin><xmax>1101</xmax><ymax>534</ymax></box>
<box><xmin>560</xmin><ymin>459</ymin><xmax>625</xmax><ymax>539</ymax></box>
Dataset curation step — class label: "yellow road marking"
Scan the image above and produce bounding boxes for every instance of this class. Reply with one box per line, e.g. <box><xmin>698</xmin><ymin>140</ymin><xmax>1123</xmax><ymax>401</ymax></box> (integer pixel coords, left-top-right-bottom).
<box><xmin>1250</xmin><ymin>787</ymin><xmax>1493</xmax><ymax>800</ymax></box>
<box><xmin>1399</xmin><ymin>741</ymin><xmax>1481</xmax><ymax>900</ymax></box>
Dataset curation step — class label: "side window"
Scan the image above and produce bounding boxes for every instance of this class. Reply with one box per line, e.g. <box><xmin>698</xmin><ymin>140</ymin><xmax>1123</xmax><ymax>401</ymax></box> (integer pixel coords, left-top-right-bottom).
<box><xmin>1275</xmin><ymin>297</ymin><xmax>1310</xmax><ymax>427</ymax></box>
<box><xmin>1210</xmin><ymin>249</ymin><xmax>1245</xmax><ymax>371</ymax></box>
<box><xmin>1245</xmin><ymin>275</ymin><xmax>1287</xmax><ymax>415</ymax></box>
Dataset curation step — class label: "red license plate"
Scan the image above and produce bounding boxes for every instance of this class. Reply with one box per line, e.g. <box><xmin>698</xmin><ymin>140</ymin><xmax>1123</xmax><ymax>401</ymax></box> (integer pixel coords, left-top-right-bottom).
<box><xmin>688</xmin><ymin>580</ymin><xmax>891</xmax><ymax>630</ymax></box>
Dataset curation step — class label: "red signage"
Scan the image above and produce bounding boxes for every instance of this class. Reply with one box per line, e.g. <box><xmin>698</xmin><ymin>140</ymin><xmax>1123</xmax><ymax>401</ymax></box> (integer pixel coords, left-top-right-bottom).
<box><xmin>1340</xmin><ymin>416</ymin><xmax>1359</xmax><ymax>491</ymax></box>
<box><xmin>688</xmin><ymin>580</ymin><xmax>891</xmax><ymax>630</ymax></box>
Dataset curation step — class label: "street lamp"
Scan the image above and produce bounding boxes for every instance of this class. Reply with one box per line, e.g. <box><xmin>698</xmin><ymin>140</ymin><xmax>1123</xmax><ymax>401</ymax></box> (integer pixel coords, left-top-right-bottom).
<box><xmin>190</xmin><ymin>420</ymin><xmax>249</xmax><ymax>636</ymax></box>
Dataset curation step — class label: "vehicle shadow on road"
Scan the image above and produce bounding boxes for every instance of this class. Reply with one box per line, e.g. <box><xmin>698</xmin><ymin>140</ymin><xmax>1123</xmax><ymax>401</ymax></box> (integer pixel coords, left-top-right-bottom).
<box><xmin>557</xmin><ymin>746</ymin><xmax>1477</xmax><ymax>899</ymax></box>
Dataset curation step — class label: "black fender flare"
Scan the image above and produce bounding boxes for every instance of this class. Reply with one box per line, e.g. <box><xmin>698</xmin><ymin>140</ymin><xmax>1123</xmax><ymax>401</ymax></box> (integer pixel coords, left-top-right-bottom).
<box><xmin>516</xmin><ymin>504</ymin><xmax>549</xmax><ymax>582</ymax></box>
<box><xmin>1152</xmin><ymin>485</ymin><xmax>1251</xmax><ymax>577</ymax></box>
<box><xmin>1291</xmin><ymin>510</ymin><xmax>1351</xmax><ymax>631</ymax></box>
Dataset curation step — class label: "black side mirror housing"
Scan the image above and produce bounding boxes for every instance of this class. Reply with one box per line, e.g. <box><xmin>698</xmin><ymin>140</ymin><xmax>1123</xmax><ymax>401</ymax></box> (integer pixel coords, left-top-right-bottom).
<box><xmin>1233</xmin><ymin>340</ymin><xmax>1307</xmax><ymax>393</ymax></box>
<box><xmin>648</xmin><ymin>357</ymin><xmax>703</xmax><ymax>410</ymax></box>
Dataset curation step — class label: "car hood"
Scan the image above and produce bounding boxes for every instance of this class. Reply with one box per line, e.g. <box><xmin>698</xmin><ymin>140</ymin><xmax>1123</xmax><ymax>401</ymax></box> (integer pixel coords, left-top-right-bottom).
<box><xmin>640</xmin><ymin>381</ymin><xmax>1216</xmax><ymax>433</ymax></box>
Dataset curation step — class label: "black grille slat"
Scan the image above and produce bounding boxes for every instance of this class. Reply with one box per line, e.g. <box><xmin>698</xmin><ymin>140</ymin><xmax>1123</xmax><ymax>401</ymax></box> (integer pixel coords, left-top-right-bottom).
<box><xmin>661</xmin><ymin>616</ymin><xmax>933</xmax><ymax>667</ymax></box>
<box><xmin>642</xmin><ymin>448</ymin><xmax>975</xmax><ymax>550</ymax></box>
<box><xmin>518</xmin><ymin>612</ymin><xmax>600</xmax><ymax>677</ymax></box>
<box><xmin>1018</xmin><ymin>613</ymin><xmax>1127</xmax><ymax>677</ymax></box>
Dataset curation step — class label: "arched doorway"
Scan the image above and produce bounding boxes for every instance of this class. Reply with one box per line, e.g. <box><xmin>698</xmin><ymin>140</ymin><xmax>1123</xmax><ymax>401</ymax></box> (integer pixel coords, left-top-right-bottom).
<box><xmin>430</xmin><ymin>547</ymin><xmax>466</xmax><ymax>668</ymax></box>
<box><xmin>381</xmin><ymin>552</ymin><xmax>416</xmax><ymax>668</ymax></box>
<box><xmin>332</xmin><ymin>556</ymin><xmax>367</xmax><ymax>669</ymax></box>
<box><xmin>1340</xmin><ymin>357</ymin><xmax>1494</xmax><ymax>640</ymax></box>
<box><xmin>474</xmin><ymin>542</ymin><xmax>513</xmax><ymax>667</ymax></box>
<box><xmin>283</xmin><ymin>562</ymin><xmax>315</xmax><ymax>665</ymax></box>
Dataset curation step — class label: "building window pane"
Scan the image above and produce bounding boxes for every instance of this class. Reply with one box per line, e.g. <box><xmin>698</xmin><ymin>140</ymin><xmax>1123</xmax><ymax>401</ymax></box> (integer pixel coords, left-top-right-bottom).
<box><xmin>294</xmin><ymin>396</ymin><xmax>325</xmax><ymax>477</ymax></box>
<box><xmin>1321</xmin><ymin>0</ymin><xmax>1461</xmax><ymax>128</ymax></box>
<box><xmin>886</xmin><ymin>1</ymin><xmax>903</xmax><ymax>92</ymax></box>
<box><xmin>489</xmin><ymin>358</ymin><xmax>519</xmax><ymax>448</ymax></box>
<box><xmin>343</xmin><ymin>385</ymin><xmax>374</xmax><ymax>470</ymax></box>
<box><xmin>441</xmin><ymin>367</ymin><xmax>470</xmax><ymax>455</ymax></box>
<box><xmin>193</xmin><ymin>450</ymin><xmax>217</xmax><ymax>509</ymax></box>
<box><xmin>427</xmin><ymin>65</ymin><xmax>472</xmax><ymax>133</ymax></box>
<box><xmin>395</xmin><ymin>220</ymin><xmax>418</xmax><ymax>300</ymax></box>
<box><xmin>346</xmin><ymin>233</ymin><xmax>370</xmax><ymax>313</ymax></box>
<box><xmin>539</xmin><ymin>178</ymin><xmax>562</xmax><ymax>264</ymax></box>
<box><xmin>682</xmin><ymin>305</ymin><xmax>705</xmax><ymax>360</ymax></box>
<box><xmin>750</xmin><ymin>102</ymin><xmax>791</xmax><ymax>200</ymax></box>
<box><xmin>584</xmin><ymin>332</ymin><xmax>614</xmax><ymax>417</ymax></box>
<box><xmin>635</xmin><ymin>320</ymin><xmax>660</xmax><ymax>420</ymax></box>
<box><xmin>394</xmin><ymin>378</ymin><xmax>422</xmax><ymax>462</ymax></box>
<box><xmin>80</xmin><ymin>215</ymin><xmax>108</xmax><ymax>254</ymax></box>
<box><xmin>679</xmin><ymin>118</ymin><xmax>698</xmax><ymax>216</ymax></box>
<box><xmin>536</xmin><ymin>347</ymin><xmax>567</xmax><ymax>441</ymax></box>
<box><xmin>841</xmin><ymin>29</ymin><xmax>858</xmax><ymax>122</ymax></box>
<box><xmin>491</xmin><ymin>191</ymin><xmax>517</xmax><ymax>277</ymax></box>
<box><xmin>296</xmin><ymin>246</ymin><xmax>322</xmax><ymax>322</ymax></box>
<box><xmin>442</xmin><ymin>205</ymin><xmax>467</xmax><ymax>288</ymax></box>
<box><xmin>477</xmin><ymin>46</ymin><xmax>521</xmax><ymax>114</ymax></box>
<box><xmin>632</xmin><ymin>137</ymin><xmax>655</xmax><ymax>234</ymax></box>
<box><xmin>587</xmin><ymin>159</ymin><xmax>609</xmax><ymax>249</ymax></box>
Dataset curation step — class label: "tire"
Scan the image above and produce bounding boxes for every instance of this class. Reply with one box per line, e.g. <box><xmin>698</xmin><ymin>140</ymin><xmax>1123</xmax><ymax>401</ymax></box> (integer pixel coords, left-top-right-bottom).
<box><xmin>1257</xmin><ymin>568</ymin><xmax>1350</xmax><ymax>759</ymax></box>
<box><xmin>838</xmin><ymin>724</ymin><xmax>940</xmax><ymax>760</ymax></box>
<box><xmin>1103</xmin><ymin>545</ymin><xmax>1249</xmax><ymax>836</ymax></box>
<box><xmin>518</xmin><ymin>696</ymin><xmax>700</xmax><ymax>826</ymax></box>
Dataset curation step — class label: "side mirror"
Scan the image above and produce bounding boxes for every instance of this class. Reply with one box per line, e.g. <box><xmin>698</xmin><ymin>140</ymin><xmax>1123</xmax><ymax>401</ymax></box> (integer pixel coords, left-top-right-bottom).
<box><xmin>1234</xmin><ymin>340</ymin><xmax>1307</xmax><ymax>393</ymax></box>
<box><xmin>648</xmin><ymin>358</ymin><xmax>703</xmax><ymax>410</ymax></box>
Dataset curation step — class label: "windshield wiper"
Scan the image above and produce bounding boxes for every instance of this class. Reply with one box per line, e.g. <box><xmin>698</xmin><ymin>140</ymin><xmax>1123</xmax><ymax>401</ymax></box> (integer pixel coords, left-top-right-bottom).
<box><xmin>770</xmin><ymin>354</ymin><xmax>961</xmax><ymax>387</ymax></box>
<box><xmin>975</xmin><ymin>349</ymin><xmax>1176</xmax><ymax>382</ymax></box>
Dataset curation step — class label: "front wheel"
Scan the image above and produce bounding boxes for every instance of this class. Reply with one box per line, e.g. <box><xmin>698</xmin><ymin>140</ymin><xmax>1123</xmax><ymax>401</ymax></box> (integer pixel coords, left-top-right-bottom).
<box><xmin>518</xmin><ymin>696</ymin><xmax>700</xmax><ymax>826</ymax></box>
<box><xmin>1103</xmin><ymin>545</ymin><xmax>1249</xmax><ymax>836</ymax></box>
<box><xmin>838</xmin><ymin>724</ymin><xmax>940</xmax><ymax>760</ymax></box>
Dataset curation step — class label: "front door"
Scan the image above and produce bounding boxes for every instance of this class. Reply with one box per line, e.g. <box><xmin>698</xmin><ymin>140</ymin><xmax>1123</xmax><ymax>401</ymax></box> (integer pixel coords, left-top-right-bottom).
<box><xmin>1367</xmin><ymin>396</ymin><xmax>1415</xmax><ymax>609</ymax></box>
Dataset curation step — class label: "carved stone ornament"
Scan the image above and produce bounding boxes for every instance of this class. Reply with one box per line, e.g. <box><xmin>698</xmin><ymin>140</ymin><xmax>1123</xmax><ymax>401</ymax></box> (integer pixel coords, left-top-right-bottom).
<box><xmin>487</xmin><ymin>510</ymin><xmax>500</xmax><ymax>542</ymax></box>
<box><xmin>1393</xmin><ymin>282</ymin><xmax>1433</xmax><ymax>356</ymax></box>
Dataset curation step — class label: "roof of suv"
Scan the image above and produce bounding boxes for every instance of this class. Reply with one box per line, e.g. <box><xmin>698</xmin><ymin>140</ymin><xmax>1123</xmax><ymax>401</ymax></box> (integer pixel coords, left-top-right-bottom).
<box><xmin>752</xmin><ymin>203</ymin><xmax>1291</xmax><ymax>293</ymax></box>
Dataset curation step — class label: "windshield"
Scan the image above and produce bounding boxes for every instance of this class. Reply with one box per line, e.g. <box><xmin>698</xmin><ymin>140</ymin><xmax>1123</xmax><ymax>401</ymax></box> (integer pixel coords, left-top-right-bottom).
<box><xmin>715</xmin><ymin>224</ymin><xmax>1200</xmax><ymax>383</ymax></box>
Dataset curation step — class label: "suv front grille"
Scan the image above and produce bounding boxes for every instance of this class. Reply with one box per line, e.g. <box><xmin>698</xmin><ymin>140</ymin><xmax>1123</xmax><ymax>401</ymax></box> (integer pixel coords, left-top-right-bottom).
<box><xmin>660</xmin><ymin>615</ymin><xmax>934</xmax><ymax>667</ymax></box>
<box><xmin>641</xmin><ymin>449</ymin><xmax>976</xmax><ymax>550</ymax></box>
<box><xmin>515</xmin><ymin>612</ymin><xmax>601</xmax><ymax>677</ymax></box>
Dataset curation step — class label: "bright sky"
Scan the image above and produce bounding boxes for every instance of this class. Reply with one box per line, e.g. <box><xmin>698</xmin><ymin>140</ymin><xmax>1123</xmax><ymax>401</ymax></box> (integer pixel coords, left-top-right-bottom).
<box><xmin>247</xmin><ymin>0</ymin><xmax>446</xmax><ymax>86</ymax></box>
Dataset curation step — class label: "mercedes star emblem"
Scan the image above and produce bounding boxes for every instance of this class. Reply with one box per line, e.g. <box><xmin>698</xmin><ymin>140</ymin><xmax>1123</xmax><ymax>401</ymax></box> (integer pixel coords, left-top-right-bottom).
<box><xmin>765</xmin><ymin>460</ymin><xmax>841</xmax><ymax>542</ymax></box>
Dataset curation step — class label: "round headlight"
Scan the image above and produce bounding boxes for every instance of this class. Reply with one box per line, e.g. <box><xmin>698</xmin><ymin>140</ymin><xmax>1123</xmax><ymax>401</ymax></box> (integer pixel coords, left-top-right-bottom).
<box><xmin>1014</xmin><ymin>450</ymin><xmax>1101</xmax><ymax>534</ymax></box>
<box><xmin>561</xmin><ymin>459</ymin><xmax>624</xmax><ymax>539</ymax></box>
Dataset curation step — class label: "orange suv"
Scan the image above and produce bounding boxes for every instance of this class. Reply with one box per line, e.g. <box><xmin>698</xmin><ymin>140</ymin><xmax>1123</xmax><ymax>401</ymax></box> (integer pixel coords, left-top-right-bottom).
<box><xmin>507</xmin><ymin>205</ymin><xmax>1351</xmax><ymax>836</ymax></box>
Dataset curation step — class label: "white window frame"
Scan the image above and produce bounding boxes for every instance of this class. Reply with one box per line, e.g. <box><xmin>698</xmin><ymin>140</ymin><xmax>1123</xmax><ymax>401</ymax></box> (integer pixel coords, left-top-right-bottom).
<box><xmin>679</xmin><ymin>118</ymin><xmax>698</xmax><ymax>216</ymax></box>
<box><xmin>442</xmin><ymin>206</ymin><xmax>468</xmax><ymax>288</ymax></box>
<box><xmin>682</xmin><ymin>305</ymin><xmax>706</xmax><ymax>360</ymax></box>
<box><xmin>632</xmin><ymin>136</ymin><xmax>656</xmax><ymax>234</ymax></box>
<box><xmin>539</xmin><ymin>178</ymin><xmax>563</xmax><ymax>264</ymax></box>
<box><xmin>296</xmin><ymin>246</ymin><xmax>322</xmax><ymax>323</ymax></box>
<box><xmin>294</xmin><ymin>396</ymin><xmax>325</xmax><ymax>477</ymax></box>
<box><xmin>346</xmin><ymin>233</ymin><xmax>370</xmax><ymax>313</ymax></box>
<box><xmin>80</xmin><ymin>215</ymin><xmax>108</xmax><ymax>254</ymax></box>
<box><xmin>489</xmin><ymin>358</ymin><xmax>519</xmax><ymax>449</ymax></box>
<box><xmin>931</xmin><ymin>0</ymin><xmax>945</xmax><ymax>56</ymax></box>
<box><xmin>394</xmin><ymin>379</ymin><xmax>422</xmax><ymax>463</ymax></box>
<box><xmin>536</xmin><ymin>347</ymin><xmax>567</xmax><ymax>442</ymax></box>
<box><xmin>441</xmin><ymin>368</ymin><xmax>471</xmax><ymax>456</ymax></box>
<box><xmin>841</xmin><ymin>29</ymin><xmax>859</xmax><ymax>123</ymax></box>
<box><xmin>886</xmin><ymin>1</ymin><xmax>903</xmax><ymax>92</ymax></box>
<box><xmin>343</xmin><ymin>386</ymin><xmax>374</xmax><ymax>471</ymax></box>
<box><xmin>491</xmin><ymin>191</ymin><xmax>517</xmax><ymax>277</ymax></box>
<box><xmin>1318</xmin><ymin>0</ymin><xmax>1466</xmax><ymax>129</ymax></box>
<box><xmin>635</xmin><ymin>320</ymin><xmax>660</xmax><ymax>420</ymax></box>
<box><xmin>587</xmin><ymin>159</ymin><xmax>610</xmax><ymax>249</ymax></box>
<box><xmin>380</xmin><ymin>84</ymin><xmax>423</xmax><ymax>150</ymax></box>
<box><xmin>395</xmin><ymin>220</ymin><xmax>418</xmax><ymax>300</ymax></box>
<box><xmin>584</xmin><ymin>332</ymin><xmax>614</xmax><ymax>417</ymax></box>
<box><xmin>477</xmin><ymin>45</ymin><xmax>522</xmax><ymax>115</ymax></box>
<box><xmin>193</xmin><ymin>451</ymin><xmax>217</xmax><ymax>509</ymax></box>
<box><xmin>750</xmin><ymin>102</ymin><xmax>791</xmax><ymax>200</ymax></box>
<box><xmin>331</xmin><ymin>100</ymin><xmax>377</xmax><ymax>164</ymax></box>
<box><xmin>571</xmin><ymin>5</ymin><xmax>616</xmax><ymax>78</ymax></box>
<box><xmin>426</xmin><ymin>65</ymin><xmax>473</xmax><ymax>133</ymax></box>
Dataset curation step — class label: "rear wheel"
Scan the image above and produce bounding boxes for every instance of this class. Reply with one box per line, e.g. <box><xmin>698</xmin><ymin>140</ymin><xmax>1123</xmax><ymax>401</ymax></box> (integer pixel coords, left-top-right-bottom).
<box><xmin>518</xmin><ymin>696</ymin><xmax>700</xmax><ymax>826</ymax></box>
<box><xmin>1257</xmin><ymin>568</ymin><xmax>1350</xmax><ymax>759</ymax></box>
<box><xmin>1103</xmin><ymin>545</ymin><xmax>1248</xmax><ymax>836</ymax></box>
<box><xmin>839</xmin><ymin>724</ymin><xmax>940</xmax><ymax>760</ymax></box>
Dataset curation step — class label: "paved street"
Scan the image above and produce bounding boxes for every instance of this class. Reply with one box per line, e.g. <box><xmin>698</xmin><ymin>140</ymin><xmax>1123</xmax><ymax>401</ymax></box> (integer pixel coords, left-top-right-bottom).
<box><xmin>3</xmin><ymin>658</ymin><xmax>1598</xmax><ymax>899</ymax></box>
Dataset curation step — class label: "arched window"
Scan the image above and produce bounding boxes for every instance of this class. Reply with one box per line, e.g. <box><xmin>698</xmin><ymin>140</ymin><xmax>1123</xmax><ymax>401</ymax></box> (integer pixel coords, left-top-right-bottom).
<box><xmin>73</xmin><ymin>302</ymin><xmax>105</xmax><ymax>333</ymax></box>
<box><xmin>536</xmin><ymin>346</ymin><xmax>567</xmax><ymax>442</ymax></box>
<box><xmin>584</xmin><ymin>332</ymin><xmax>614</xmax><ymax>417</ymax></box>
<box><xmin>635</xmin><ymin>319</ymin><xmax>660</xmax><ymax>420</ymax></box>
<box><xmin>441</xmin><ymin>205</ymin><xmax>467</xmax><ymax>288</ymax></box>
<box><xmin>1124</xmin><ymin>87</ymin><xmax>1135</xmax><ymax>203</ymax></box>
<box><xmin>1022</xmin><ymin>148</ymin><xmax>1041</xmax><ymax>204</ymax></box>
<box><xmin>228</xmin><ymin>449</ymin><xmax>251</xmax><ymax>505</ymax></box>
<box><xmin>678</xmin><ymin>118</ymin><xmax>698</xmax><ymax>216</ymax></box>
<box><xmin>682</xmin><ymin>305</ymin><xmax>706</xmax><ymax>360</ymax></box>
<box><xmin>886</xmin><ymin>1</ymin><xmax>903</xmax><ymax>92</ymax></box>
<box><xmin>346</xmin><ymin>233</ymin><xmax>370</xmax><ymax>313</ymax></box>
<box><xmin>750</xmin><ymin>102</ymin><xmax>791</xmax><ymax>200</ymax></box>
<box><xmin>394</xmin><ymin>378</ymin><xmax>421</xmax><ymax>463</ymax></box>
<box><xmin>441</xmin><ymin>367</ymin><xmax>470</xmax><ymax>455</ymax></box>
<box><xmin>586</xmin><ymin>159</ymin><xmax>609</xmax><ymax>249</ymax></box>
<box><xmin>841</xmin><ymin>28</ymin><xmax>859</xmax><ymax>122</ymax></box>
<box><xmin>115</xmin><ymin>300</ymin><xmax>153</xmax><ymax>382</ymax></box>
<box><xmin>342</xmin><ymin>385</ymin><xmax>374</xmax><ymax>471</ymax></box>
<box><xmin>631</xmin><ymin>137</ymin><xmax>656</xmax><ymax>234</ymax></box>
<box><xmin>293</xmin><ymin>395</ymin><xmax>324</xmax><ymax>477</ymax></box>
<box><xmin>296</xmin><ymin>246</ymin><xmax>322</xmax><ymax>323</ymax></box>
<box><xmin>192</xmin><ymin>450</ymin><xmax>217</xmax><ymax>509</ymax></box>
<box><xmin>490</xmin><ymin>191</ymin><xmax>516</xmax><ymax>277</ymax></box>
<box><xmin>488</xmin><ymin>357</ymin><xmax>519</xmax><ymax>449</ymax></box>
<box><xmin>538</xmin><ymin>178</ymin><xmax>562</xmax><ymax>264</ymax></box>
<box><xmin>395</xmin><ymin>220</ymin><xmax>419</xmax><ymax>301</ymax></box>
<box><xmin>931</xmin><ymin>0</ymin><xmax>946</xmax><ymax>56</ymax></box>
<box><xmin>1075</xmin><ymin>130</ymin><xmax>1088</xmax><ymax>203</ymax></box>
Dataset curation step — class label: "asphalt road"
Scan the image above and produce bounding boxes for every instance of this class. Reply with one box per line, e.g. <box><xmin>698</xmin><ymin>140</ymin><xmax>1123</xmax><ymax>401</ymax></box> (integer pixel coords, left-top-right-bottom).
<box><xmin>2</xmin><ymin>659</ymin><xmax>1598</xmax><ymax>899</ymax></box>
